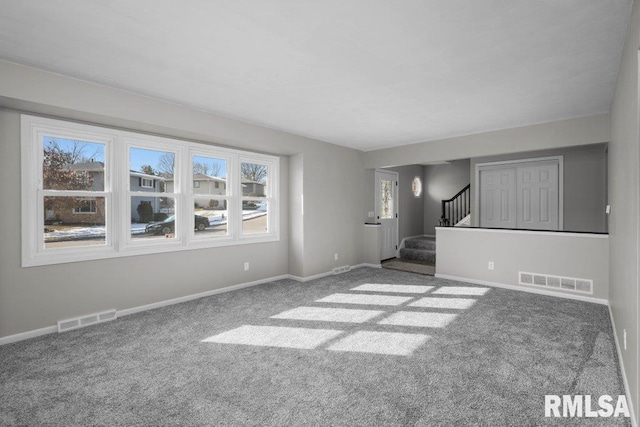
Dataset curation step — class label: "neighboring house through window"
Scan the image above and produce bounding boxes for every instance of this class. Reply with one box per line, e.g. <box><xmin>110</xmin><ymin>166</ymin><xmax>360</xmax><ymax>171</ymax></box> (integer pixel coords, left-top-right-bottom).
<box><xmin>73</xmin><ymin>199</ymin><xmax>97</xmax><ymax>214</ymax></box>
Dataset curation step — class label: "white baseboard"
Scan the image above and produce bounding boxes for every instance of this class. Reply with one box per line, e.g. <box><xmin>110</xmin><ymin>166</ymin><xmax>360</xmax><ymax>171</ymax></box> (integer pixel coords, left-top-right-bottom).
<box><xmin>117</xmin><ymin>274</ymin><xmax>290</xmax><ymax>317</ymax></box>
<box><xmin>608</xmin><ymin>304</ymin><xmax>638</xmax><ymax>427</ymax></box>
<box><xmin>0</xmin><ymin>325</ymin><xmax>58</xmax><ymax>346</ymax></box>
<box><xmin>287</xmin><ymin>271</ymin><xmax>333</xmax><ymax>282</ymax></box>
<box><xmin>288</xmin><ymin>264</ymin><xmax>381</xmax><ymax>283</ymax></box>
<box><xmin>435</xmin><ymin>274</ymin><xmax>608</xmax><ymax>305</ymax></box>
<box><xmin>0</xmin><ymin>274</ymin><xmax>290</xmax><ymax>346</ymax></box>
<box><xmin>355</xmin><ymin>263</ymin><xmax>382</xmax><ymax>269</ymax></box>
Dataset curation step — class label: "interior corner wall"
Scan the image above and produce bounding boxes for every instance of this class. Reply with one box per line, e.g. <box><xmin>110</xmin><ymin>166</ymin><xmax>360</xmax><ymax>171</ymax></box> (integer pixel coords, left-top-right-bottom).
<box><xmin>301</xmin><ymin>147</ymin><xmax>366</xmax><ymax>276</ymax></box>
<box><xmin>385</xmin><ymin>164</ymin><xmax>425</xmax><ymax>243</ymax></box>
<box><xmin>288</xmin><ymin>154</ymin><xmax>304</xmax><ymax>277</ymax></box>
<box><xmin>423</xmin><ymin>160</ymin><xmax>471</xmax><ymax>236</ymax></box>
<box><xmin>469</xmin><ymin>144</ymin><xmax>608</xmax><ymax>233</ymax></box>
<box><xmin>609</xmin><ymin>0</ymin><xmax>640</xmax><ymax>422</ymax></box>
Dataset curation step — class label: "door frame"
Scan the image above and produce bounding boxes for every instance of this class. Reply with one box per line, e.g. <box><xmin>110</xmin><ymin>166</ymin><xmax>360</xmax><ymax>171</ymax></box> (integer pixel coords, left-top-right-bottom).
<box><xmin>474</xmin><ymin>155</ymin><xmax>564</xmax><ymax>230</ymax></box>
<box><xmin>374</xmin><ymin>169</ymin><xmax>399</xmax><ymax>260</ymax></box>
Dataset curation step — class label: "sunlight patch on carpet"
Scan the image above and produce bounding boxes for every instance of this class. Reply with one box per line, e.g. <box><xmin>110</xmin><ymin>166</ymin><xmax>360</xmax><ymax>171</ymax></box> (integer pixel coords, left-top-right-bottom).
<box><xmin>409</xmin><ymin>297</ymin><xmax>476</xmax><ymax>310</ymax></box>
<box><xmin>378</xmin><ymin>311</ymin><xmax>457</xmax><ymax>328</ymax></box>
<box><xmin>316</xmin><ymin>293</ymin><xmax>413</xmax><ymax>306</ymax></box>
<box><xmin>202</xmin><ymin>325</ymin><xmax>343</xmax><ymax>349</ymax></box>
<box><xmin>432</xmin><ymin>286</ymin><xmax>490</xmax><ymax>296</ymax></box>
<box><xmin>350</xmin><ymin>284</ymin><xmax>434</xmax><ymax>294</ymax></box>
<box><xmin>327</xmin><ymin>331</ymin><xmax>429</xmax><ymax>356</ymax></box>
<box><xmin>271</xmin><ymin>306</ymin><xmax>385</xmax><ymax>323</ymax></box>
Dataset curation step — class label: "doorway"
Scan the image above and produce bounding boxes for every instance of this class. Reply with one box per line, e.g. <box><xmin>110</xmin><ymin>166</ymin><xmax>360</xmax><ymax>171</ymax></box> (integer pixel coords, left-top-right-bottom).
<box><xmin>375</xmin><ymin>169</ymin><xmax>399</xmax><ymax>260</ymax></box>
<box><xmin>476</xmin><ymin>156</ymin><xmax>563</xmax><ymax>230</ymax></box>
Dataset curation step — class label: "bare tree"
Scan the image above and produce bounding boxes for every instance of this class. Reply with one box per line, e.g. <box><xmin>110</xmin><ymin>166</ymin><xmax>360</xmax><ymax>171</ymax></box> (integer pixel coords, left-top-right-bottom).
<box><xmin>192</xmin><ymin>162</ymin><xmax>210</xmax><ymax>175</ymax></box>
<box><xmin>157</xmin><ymin>153</ymin><xmax>175</xmax><ymax>177</ymax></box>
<box><xmin>48</xmin><ymin>139</ymin><xmax>101</xmax><ymax>164</ymax></box>
<box><xmin>209</xmin><ymin>162</ymin><xmax>222</xmax><ymax>177</ymax></box>
<box><xmin>241</xmin><ymin>163</ymin><xmax>267</xmax><ymax>183</ymax></box>
<box><xmin>43</xmin><ymin>146</ymin><xmax>92</xmax><ymax>190</ymax></box>
<box><xmin>43</xmin><ymin>145</ymin><xmax>94</xmax><ymax>219</ymax></box>
<box><xmin>140</xmin><ymin>165</ymin><xmax>157</xmax><ymax>175</ymax></box>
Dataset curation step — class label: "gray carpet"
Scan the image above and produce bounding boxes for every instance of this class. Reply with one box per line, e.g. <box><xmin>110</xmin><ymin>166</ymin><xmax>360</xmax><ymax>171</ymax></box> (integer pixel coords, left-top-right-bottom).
<box><xmin>0</xmin><ymin>268</ymin><xmax>630</xmax><ymax>426</ymax></box>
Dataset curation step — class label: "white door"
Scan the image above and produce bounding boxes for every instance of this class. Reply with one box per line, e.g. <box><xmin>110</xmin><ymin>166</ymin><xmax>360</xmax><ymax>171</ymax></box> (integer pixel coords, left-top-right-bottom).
<box><xmin>516</xmin><ymin>161</ymin><xmax>559</xmax><ymax>230</ymax></box>
<box><xmin>375</xmin><ymin>170</ymin><xmax>399</xmax><ymax>260</ymax></box>
<box><xmin>479</xmin><ymin>167</ymin><xmax>517</xmax><ymax>228</ymax></box>
<box><xmin>478</xmin><ymin>158</ymin><xmax>561</xmax><ymax>230</ymax></box>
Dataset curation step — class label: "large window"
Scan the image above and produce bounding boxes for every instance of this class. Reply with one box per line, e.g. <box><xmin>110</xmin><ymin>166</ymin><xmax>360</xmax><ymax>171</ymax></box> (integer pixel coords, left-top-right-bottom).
<box><xmin>22</xmin><ymin>115</ymin><xmax>280</xmax><ymax>266</ymax></box>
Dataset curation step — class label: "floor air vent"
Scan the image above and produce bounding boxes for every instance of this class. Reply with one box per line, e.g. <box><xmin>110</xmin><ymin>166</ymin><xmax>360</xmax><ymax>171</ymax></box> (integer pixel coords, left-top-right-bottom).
<box><xmin>57</xmin><ymin>309</ymin><xmax>117</xmax><ymax>333</ymax></box>
<box><xmin>519</xmin><ymin>272</ymin><xmax>592</xmax><ymax>294</ymax></box>
<box><xmin>333</xmin><ymin>265</ymin><xmax>351</xmax><ymax>275</ymax></box>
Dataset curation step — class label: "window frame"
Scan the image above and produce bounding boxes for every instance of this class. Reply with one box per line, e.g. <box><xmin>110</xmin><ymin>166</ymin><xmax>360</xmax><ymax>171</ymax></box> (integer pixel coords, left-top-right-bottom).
<box><xmin>239</xmin><ymin>157</ymin><xmax>277</xmax><ymax>239</ymax></box>
<box><xmin>122</xmin><ymin>137</ymin><xmax>183</xmax><ymax>249</ymax></box>
<box><xmin>140</xmin><ymin>177</ymin><xmax>154</xmax><ymax>188</ymax></box>
<box><xmin>21</xmin><ymin>115</ymin><xmax>280</xmax><ymax>267</ymax></box>
<box><xmin>72</xmin><ymin>198</ymin><xmax>98</xmax><ymax>214</ymax></box>
<box><xmin>187</xmin><ymin>149</ymin><xmax>235</xmax><ymax>245</ymax></box>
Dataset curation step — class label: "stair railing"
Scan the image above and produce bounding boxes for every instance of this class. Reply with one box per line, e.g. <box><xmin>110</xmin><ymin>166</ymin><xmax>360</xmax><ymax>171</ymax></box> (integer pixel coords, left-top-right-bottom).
<box><xmin>439</xmin><ymin>184</ymin><xmax>471</xmax><ymax>227</ymax></box>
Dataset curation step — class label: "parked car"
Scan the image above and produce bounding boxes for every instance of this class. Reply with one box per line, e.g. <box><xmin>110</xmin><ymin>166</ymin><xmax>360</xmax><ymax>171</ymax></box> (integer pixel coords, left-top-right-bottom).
<box><xmin>145</xmin><ymin>215</ymin><xmax>210</xmax><ymax>235</ymax></box>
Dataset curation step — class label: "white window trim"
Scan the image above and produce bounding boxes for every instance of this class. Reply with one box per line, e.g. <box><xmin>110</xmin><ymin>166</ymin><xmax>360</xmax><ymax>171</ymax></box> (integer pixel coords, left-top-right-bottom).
<box><xmin>239</xmin><ymin>157</ymin><xmax>276</xmax><ymax>239</ymax></box>
<box><xmin>21</xmin><ymin>114</ymin><xmax>280</xmax><ymax>267</ymax></box>
<box><xmin>140</xmin><ymin>178</ymin><xmax>154</xmax><ymax>188</ymax></box>
<box><xmin>72</xmin><ymin>199</ymin><xmax>98</xmax><ymax>214</ymax></box>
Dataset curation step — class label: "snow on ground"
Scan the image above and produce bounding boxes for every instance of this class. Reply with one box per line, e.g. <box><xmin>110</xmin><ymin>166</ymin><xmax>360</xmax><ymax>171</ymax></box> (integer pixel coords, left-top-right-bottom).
<box><xmin>44</xmin><ymin>209</ymin><xmax>267</xmax><ymax>241</ymax></box>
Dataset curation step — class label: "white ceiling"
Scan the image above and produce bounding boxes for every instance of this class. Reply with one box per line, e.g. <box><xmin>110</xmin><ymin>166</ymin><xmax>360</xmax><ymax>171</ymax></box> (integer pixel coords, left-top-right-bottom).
<box><xmin>0</xmin><ymin>1</ymin><xmax>632</xmax><ymax>151</ymax></box>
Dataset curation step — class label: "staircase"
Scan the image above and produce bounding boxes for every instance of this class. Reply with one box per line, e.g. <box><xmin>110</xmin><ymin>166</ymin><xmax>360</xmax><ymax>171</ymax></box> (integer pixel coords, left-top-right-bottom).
<box><xmin>399</xmin><ymin>236</ymin><xmax>436</xmax><ymax>265</ymax></box>
<box><xmin>439</xmin><ymin>184</ymin><xmax>471</xmax><ymax>227</ymax></box>
<box><xmin>391</xmin><ymin>184</ymin><xmax>470</xmax><ymax>270</ymax></box>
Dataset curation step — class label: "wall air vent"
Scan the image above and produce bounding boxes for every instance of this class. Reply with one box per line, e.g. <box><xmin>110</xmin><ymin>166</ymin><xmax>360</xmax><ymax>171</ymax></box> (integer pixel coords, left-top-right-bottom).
<box><xmin>57</xmin><ymin>309</ymin><xmax>117</xmax><ymax>333</ymax></box>
<box><xmin>333</xmin><ymin>265</ymin><xmax>351</xmax><ymax>275</ymax></box>
<box><xmin>519</xmin><ymin>272</ymin><xmax>592</xmax><ymax>294</ymax></box>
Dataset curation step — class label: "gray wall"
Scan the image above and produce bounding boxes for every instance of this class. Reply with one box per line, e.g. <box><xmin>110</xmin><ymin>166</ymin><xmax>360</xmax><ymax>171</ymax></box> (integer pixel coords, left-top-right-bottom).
<box><xmin>609</xmin><ymin>0</ymin><xmax>640</xmax><ymax>421</ymax></box>
<box><xmin>0</xmin><ymin>60</ymin><xmax>366</xmax><ymax>337</ymax></box>
<box><xmin>386</xmin><ymin>165</ymin><xmax>425</xmax><ymax>243</ymax></box>
<box><xmin>365</xmin><ymin>114</ymin><xmax>609</xmax><ymax>169</ymax></box>
<box><xmin>301</xmin><ymin>147</ymin><xmax>366</xmax><ymax>276</ymax></box>
<box><xmin>423</xmin><ymin>160</ymin><xmax>471</xmax><ymax>236</ymax></box>
<box><xmin>436</xmin><ymin>227</ymin><xmax>609</xmax><ymax>300</ymax></box>
<box><xmin>470</xmin><ymin>144</ymin><xmax>608</xmax><ymax>233</ymax></box>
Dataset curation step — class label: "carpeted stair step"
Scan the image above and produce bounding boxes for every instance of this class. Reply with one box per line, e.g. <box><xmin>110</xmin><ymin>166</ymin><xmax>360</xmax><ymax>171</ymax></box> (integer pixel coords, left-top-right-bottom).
<box><xmin>399</xmin><ymin>247</ymin><xmax>436</xmax><ymax>263</ymax></box>
<box><xmin>404</xmin><ymin>237</ymin><xmax>436</xmax><ymax>251</ymax></box>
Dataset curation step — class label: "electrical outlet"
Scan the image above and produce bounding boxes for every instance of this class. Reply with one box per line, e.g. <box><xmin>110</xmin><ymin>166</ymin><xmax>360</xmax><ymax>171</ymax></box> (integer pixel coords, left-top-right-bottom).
<box><xmin>334</xmin><ymin>253</ymin><xmax>339</xmax><ymax>261</ymax></box>
<box><xmin>606</xmin><ymin>205</ymin><xmax>611</xmax><ymax>214</ymax></box>
<box><xmin>244</xmin><ymin>262</ymin><xmax>249</xmax><ymax>271</ymax></box>
<box><xmin>488</xmin><ymin>261</ymin><xmax>494</xmax><ymax>270</ymax></box>
<box><xmin>623</xmin><ymin>329</ymin><xmax>627</xmax><ymax>350</ymax></box>
<box><xmin>368</xmin><ymin>211</ymin><xmax>374</xmax><ymax>218</ymax></box>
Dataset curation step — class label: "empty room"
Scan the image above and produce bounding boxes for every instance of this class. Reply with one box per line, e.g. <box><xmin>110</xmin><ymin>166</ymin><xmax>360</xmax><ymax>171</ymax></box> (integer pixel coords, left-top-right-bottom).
<box><xmin>0</xmin><ymin>1</ymin><xmax>639</xmax><ymax>425</ymax></box>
